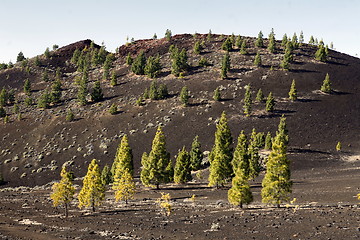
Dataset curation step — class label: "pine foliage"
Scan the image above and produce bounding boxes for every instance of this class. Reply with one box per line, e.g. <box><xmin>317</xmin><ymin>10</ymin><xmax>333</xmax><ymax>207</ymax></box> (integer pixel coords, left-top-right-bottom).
<box><xmin>208</xmin><ymin>112</ymin><xmax>233</xmax><ymax>187</ymax></box>
<box><xmin>174</xmin><ymin>147</ymin><xmax>192</xmax><ymax>184</ymax></box>
<box><xmin>288</xmin><ymin>79</ymin><xmax>297</xmax><ymax>101</ymax></box>
<box><xmin>190</xmin><ymin>135</ymin><xmax>203</xmax><ymax>171</ymax></box>
<box><xmin>321</xmin><ymin>73</ymin><xmax>332</xmax><ymax>93</ymax></box>
<box><xmin>111</xmin><ymin>135</ymin><xmax>134</xmax><ymax>180</ymax></box>
<box><xmin>266</xmin><ymin>92</ymin><xmax>275</xmax><ymax>112</ymax></box>
<box><xmin>248</xmin><ymin>129</ymin><xmax>261</xmax><ymax>180</ymax></box>
<box><xmin>231</xmin><ymin>131</ymin><xmax>249</xmax><ymax>178</ymax></box>
<box><xmin>131</xmin><ymin>51</ymin><xmax>146</xmax><ymax>75</ymax></box>
<box><xmin>261</xmin><ymin>118</ymin><xmax>292</xmax><ymax>207</ymax></box>
<box><xmin>113</xmin><ymin>170</ymin><xmax>136</xmax><ymax>204</ymax></box>
<box><xmin>228</xmin><ymin>165</ymin><xmax>253</xmax><ymax>208</ymax></box>
<box><xmin>243</xmin><ymin>84</ymin><xmax>252</xmax><ymax>117</ymax></box>
<box><xmin>140</xmin><ymin>127</ymin><xmax>172</xmax><ymax>189</ymax></box>
<box><xmin>180</xmin><ymin>86</ymin><xmax>190</xmax><ymax>106</ymax></box>
<box><xmin>221</xmin><ymin>52</ymin><xmax>231</xmax><ymax>79</ymax></box>
<box><xmin>78</xmin><ymin>159</ymin><xmax>105</xmax><ymax>212</ymax></box>
<box><xmin>50</xmin><ymin>166</ymin><xmax>75</xmax><ymax>218</ymax></box>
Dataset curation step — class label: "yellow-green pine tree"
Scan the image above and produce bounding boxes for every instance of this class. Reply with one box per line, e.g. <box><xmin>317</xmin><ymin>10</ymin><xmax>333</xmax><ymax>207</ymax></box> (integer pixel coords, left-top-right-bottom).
<box><xmin>111</xmin><ymin>134</ymin><xmax>133</xmax><ymax>181</ymax></box>
<box><xmin>113</xmin><ymin>170</ymin><xmax>136</xmax><ymax>204</ymax></box>
<box><xmin>261</xmin><ymin>119</ymin><xmax>292</xmax><ymax>207</ymax></box>
<box><xmin>288</xmin><ymin>79</ymin><xmax>297</xmax><ymax>101</ymax></box>
<box><xmin>336</xmin><ymin>141</ymin><xmax>342</xmax><ymax>152</ymax></box>
<box><xmin>228</xmin><ymin>166</ymin><xmax>253</xmax><ymax>208</ymax></box>
<box><xmin>78</xmin><ymin>159</ymin><xmax>105</xmax><ymax>212</ymax></box>
<box><xmin>50</xmin><ymin>166</ymin><xmax>75</xmax><ymax>218</ymax></box>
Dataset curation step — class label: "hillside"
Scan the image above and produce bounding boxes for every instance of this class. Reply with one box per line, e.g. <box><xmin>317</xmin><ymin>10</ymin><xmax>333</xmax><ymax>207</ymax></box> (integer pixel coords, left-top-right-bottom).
<box><xmin>0</xmin><ymin>33</ymin><xmax>360</xmax><ymax>188</ymax></box>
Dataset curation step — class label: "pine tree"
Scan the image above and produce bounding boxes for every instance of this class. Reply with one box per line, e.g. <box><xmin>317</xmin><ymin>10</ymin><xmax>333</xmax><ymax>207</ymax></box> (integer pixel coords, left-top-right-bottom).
<box><xmin>111</xmin><ymin>135</ymin><xmax>134</xmax><ymax>180</ymax></box>
<box><xmin>254</xmin><ymin>52</ymin><xmax>262</xmax><ymax>67</ymax></box>
<box><xmin>144</xmin><ymin>55</ymin><xmax>162</xmax><ymax>78</ymax></box>
<box><xmin>299</xmin><ymin>31</ymin><xmax>304</xmax><ymax>46</ymax></box>
<box><xmin>44</xmin><ymin>47</ymin><xmax>51</xmax><ymax>59</ymax></box>
<box><xmin>50</xmin><ymin>78</ymin><xmax>62</xmax><ymax>104</ymax></box>
<box><xmin>288</xmin><ymin>79</ymin><xmax>297</xmax><ymax>101</ymax></box>
<box><xmin>65</xmin><ymin>109</ymin><xmax>75</xmax><ymax>122</ymax></box>
<box><xmin>171</xmin><ymin>47</ymin><xmax>188</xmax><ymax>77</ymax></box>
<box><xmin>180</xmin><ymin>86</ymin><xmax>190</xmax><ymax>106</ymax></box>
<box><xmin>221</xmin><ymin>52</ymin><xmax>231</xmax><ymax>79</ymax></box>
<box><xmin>315</xmin><ymin>45</ymin><xmax>327</xmax><ymax>62</ymax></box>
<box><xmin>309</xmin><ymin>36</ymin><xmax>315</xmax><ymax>45</ymax></box>
<box><xmin>0</xmin><ymin>88</ymin><xmax>6</xmax><ymax>107</ymax></box>
<box><xmin>190</xmin><ymin>135</ymin><xmax>203</xmax><ymax>171</ymax></box>
<box><xmin>77</xmin><ymin>76</ymin><xmax>88</xmax><ymax>105</ymax></box>
<box><xmin>248</xmin><ymin>129</ymin><xmax>261</xmax><ymax>180</ymax></box>
<box><xmin>207</xmin><ymin>29</ymin><xmax>212</xmax><ymax>41</ymax></box>
<box><xmin>174</xmin><ymin>147</ymin><xmax>192</xmax><ymax>184</ymax></box>
<box><xmin>336</xmin><ymin>141</ymin><xmax>342</xmax><ymax>152</ymax></box>
<box><xmin>91</xmin><ymin>80</ymin><xmax>103</xmax><ymax>102</ymax></box>
<box><xmin>78</xmin><ymin>159</ymin><xmax>105</xmax><ymax>212</ymax></box>
<box><xmin>213</xmin><ymin>87</ymin><xmax>221</xmax><ymax>101</ymax></box>
<box><xmin>321</xmin><ymin>73</ymin><xmax>332</xmax><ymax>93</ymax></box>
<box><xmin>265</xmin><ymin>132</ymin><xmax>272</xmax><ymax>150</ymax></box>
<box><xmin>243</xmin><ymin>84</ymin><xmax>252</xmax><ymax>117</ymax></box>
<box><xmin>261</xmin><ymin>119</ymin><xmax>292</xmax><ymax>207</ymax></box>
<box><xmin>277</xmin><ymin>115</ymin><xmax>289</xmax><ymax>145</ymax></box>
<box><xmin>222</xmin><ymin>37</ymin><xmax>233</xmax><ymax>52</ymax></box>
<box><xmin>131</xmin><ymin>51</ymin><xmax>146</xmax><ymax>75</ymax></box>
<box><xmin>256</xmin><ymin>88</ymin><xmax>264</xmax><ymax>102</ymax></box>
<box><xmin>113</xmin><ymin>170</ymin><xmax>136</xmax><ymax>204</ymax></box>
<box><xmin>165</xmin><ymin>29</ymin><xmax>172</xmax><ymax>41</ymax></box>
<box><xmin>255</xmin><ymin>31</ymin><xmax>264</xmax><ymax>48</ymax></box>
<box><xmin>17</xmin><ymin>51</ymin><xmax>25</xmax><ymax>62</ymax></box>
<box><xmin>281</xmin><ymin>41</ymin><xmax>293</xmax><ymax>70</ymax></box>
<box><xmin>281</xmin><ymin>34</ymin><xmax>288</xmax><ymax>47</ymax></box>
<box><xmin>239</xmin><ymin>40</ymin><xmax>248</xmax><ymax>55</ymax></box>
<box><xmin>109</xmin><ymin>103</ymin><xmax>118</xmax><ymax>115</ymax></box>
<box><xmin>110</xmin><ymin>71</ymin><xmax>117</xmax><ymax>86</ymax></box>
<box><xmin>140</xmin><ymin>127</ymin><xmax>172</xmax><ymax>189</ymax></box>
<box><xmin>291</xmin><ymin>33</ymin><xmax>298</xmax><ymax>49</ymax></box>
<box><xmin>232</xmin><ymin>131</ymin><xmax>249</xmax><ymax>178</ymax></box>
<box><xmin>228</xmin><ymin>164</ymin><xmax>253</xmax><ymax>208</ymax></box>
<box><xmin>101</xmin><ymin>164</ymin><xmax>112</xmax><ymax>185</ymax></box>
<box><xmin>268</xmin><ymin>34</ymin><xmax>276</xmax><ymax>53</ymax></box>
<box><xmin>266</xmin><ymin>92</ymin><xmax>275</xmax><ymax>112</ymax></box>
<box><xmin>24</xmin><ymin>79</ymin><xmax>31</xmax><ymax>96</ymax></box>
<box><xmin>125</xmin><ymin>53</ymin><xmax>133</xmax><ymax>65</ymax></box>
<box><xmin>193</xmin><ymin>41</ymin><xmax>202</xmax><ymax>54</ymax></box>
<box><xmin>37</xmin><ymin>91</ymin><xmax>51</xmax><ymax>109</ymax></box>
<box><xmin>208</xmin><ymin>112</ymin><xmax>233</xmax><ymax>188</ymax></box>
<box><xmin>50</xmin><ymin>166</ymin><xmax>75</xmax><ymax>218</ymax></box>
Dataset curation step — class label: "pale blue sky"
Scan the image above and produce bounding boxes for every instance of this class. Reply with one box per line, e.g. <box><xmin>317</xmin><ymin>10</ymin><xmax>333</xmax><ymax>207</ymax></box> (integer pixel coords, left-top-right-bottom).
<box><xmin>0</xmin><ymin>0</ymin><xmax>359</xmax><ymax>63</ymax></box>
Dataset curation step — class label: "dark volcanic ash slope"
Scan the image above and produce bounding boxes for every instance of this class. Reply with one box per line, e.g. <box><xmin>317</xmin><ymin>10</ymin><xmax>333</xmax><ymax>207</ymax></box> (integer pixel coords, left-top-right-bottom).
<box><xmin>0</xmin><ymin>34</ymin><xmax>360</xmax><ymax>187</ymax></box>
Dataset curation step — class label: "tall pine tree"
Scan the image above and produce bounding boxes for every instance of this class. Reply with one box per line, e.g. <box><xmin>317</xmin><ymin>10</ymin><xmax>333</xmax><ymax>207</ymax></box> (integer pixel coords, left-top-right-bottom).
<box><xmin>190</xmin><ymin>135</ymin><xmax>203</xmax><ymax>171</ymax></box>
<box><xmin>208</xmin><ymin>112</ymin><xmax>233</xmax><ymax>188</ymax></box>
<box><xmin>174</xmin><ymin>147</ymin><xmax>192</xmax><ymax>184</ymax></box>
<box><xmin>111</xmin><ymin>135</ymin><xmax>134</xmax><ymax>180</ymax></box>
<box><xmin>78</xmin><ymin>159</ymin><xmax>105</xmax><ymax>212</ymax></box>
<box><xmin>243</xmin><ymin>84</ymin><xmax>252</xmax><ymax>117</ymax></box>
<box><xmin>140</xmin><ymin>127</ymin><xmax>172</xmax><ymax>189</ymax></box>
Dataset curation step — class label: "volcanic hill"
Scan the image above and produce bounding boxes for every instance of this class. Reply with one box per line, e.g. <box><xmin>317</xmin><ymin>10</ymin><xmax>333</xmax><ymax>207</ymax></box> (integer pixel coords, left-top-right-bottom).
<box><xmin>0</xmin><ymin>33</ymin><xmax>360</xmax><ymax>188</ymax></box>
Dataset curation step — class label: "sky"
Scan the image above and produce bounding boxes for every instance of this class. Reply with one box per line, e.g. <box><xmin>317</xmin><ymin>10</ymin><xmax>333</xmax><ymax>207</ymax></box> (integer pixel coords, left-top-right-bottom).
<box><xmin>0</xmin><ymin>0</ymin><xmax>359</xmax><ymax>63</ymax></box>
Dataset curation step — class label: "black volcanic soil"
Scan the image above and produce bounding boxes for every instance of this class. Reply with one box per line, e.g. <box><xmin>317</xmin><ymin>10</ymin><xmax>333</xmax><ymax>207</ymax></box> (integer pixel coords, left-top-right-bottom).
<box><xmin>0</xmin><ymin>34</ymin><xmax>360</xmax><ymax>239</ymax></box>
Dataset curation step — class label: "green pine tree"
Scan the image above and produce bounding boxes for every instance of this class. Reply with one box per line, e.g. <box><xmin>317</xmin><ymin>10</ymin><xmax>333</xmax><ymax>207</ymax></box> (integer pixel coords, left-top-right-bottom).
<box><xmin>231</xmin><ymin>131</ymin><xmax>249</xmax><ymax>178</ymax></box>
<box><xmin>24</xmin><ymin>79</ymin><xmax>31</xmax><ymax>96</ymax></box>
<box><xmin>131</xmin><ymin>51</ymin><xmax>146</xmax><ymax>75</ymax></box>
<box><xmin>267</xmin><ymin>34</ymin><xmax>276</xmax><ymax>53</ymax></box>
<box><xmin>125</xmin><ymin>53</ymin><xmax>133</xmax><ymax>65</ymax></box>
<box><xmin>288</xmin><ymin>79</ymin><xmax>297</xmax><ymax>101</ymax></box>
<box><xmin>101</xmin><ymin>164</ymin><xmax>112</xmax><ymax>185</ymax></box>
<box><xmin>113</xmin><ymin>169</ymin><xmax>136</xmax><ymax>204</ymax></box>
<box><xmin>174</xmin><ymin>147</ymin><xmax>192</xmax><ymax>184</ymax></box>
<box><xmin>140</xmin><ymin>127</ymin><xmax>172</xmax><ymax>189</ymax></box>
<box><xmin>65</xmin><ymin>109</ymin><xmax>75</xmax><ymax>122</ymax></box>
<box><xmin>321</xmin><ymin>73</ymin><xmax>332</xmax><ymax>93</ymax></box>
<box><xmin>255</xmin><ymin>31</ymin><xmax>264</xmax><ymax>48</ymax></box>
<box><xmin>221</xmin><ymin>52</ymin><xmax>231</xmax><ymax>79</ymax></box>
<box><xmin>239</xmin><ymin>40</ymin><xmax>248</xmax><ymax>55</ymax></box>
<box><xmin>254</xmin><ymin>52</ymin><xmax>262</xmax><ymax>67</ymax></box>
<box><xmin>50</xmin><ymin>78</ymin><xmax>62</xmax><ymax>104</ymax></box>
<box><xmin>265</xmin><ymin>132</ymin><xmax>272</xmax><ymax>150</ymax></box>
<box><xmin>281</xmin><ymin>33</ymin><xmax>288</xmax><ymax>47</ymax></box>
<box><xmin>190</xmin><ymin>135</ymin><xmax>203</xmax><ymax>171</ymax></box>
<box><xmin>315</xmin><ymin>45</ymin><xmax>327</xmax><ymax>62</ymax></box>
<box><xmin>222</xmin><ymin>37</ymin><xmax>233</xmax><ymax>52</ymax></box>
<box><xmin>248</xmin><ymin>129</ymin><xmax>261</xmax><ymax>180</ymax></box>
<box><xmin>243</xmin><ymin>84</ymin><xmax>252</xmax><ymax>117</ymax></box>
<box><xmin>37</xmin><ymin>91</ymin><xmax>51</xmax><ymax>109</ymax></box>
<box><xmin>144</xmin><ymin>55</ymin><xmax>162</xmax><ymax>78</ymax></box>
<box><xmin>180</xmin><ymin>86</ymin><xmax>190</xmax><ymax>106</ymax></box>
<box><xmin>78</xmin><ymin>159</ymin><xmax>105</xmax><ymax>212</ymax></box>
<box><xmin>256</xmin><ymin>88</ymin><xmax>264</xmax><ymax>102</ymax></box>
<box><xmin>110</xmin><ymin>71</ymin><xmax>117</xmax><ymax>86</ymax></box>
<box><xmin>213</xmin><ymin>87</ymin><xmax>221</xmax><ymax>101</ymax></box>
<box><xmin>266</xmin><ymin>92</ymin><xmax>275</xmax><ymax>112</ymax></box>
<box><xmin>208</xmin><ymin>112</ymin><xmax>233</xmax><ymax>188</ymax></box>
<box><xmin>261</xmin><ymin>119</ymin><xmax>292</xmax><ymax>207</ymax></box>
<box><xmin>91</xmin><ymin>80</ymin><xmax>104</xmax><ymax>102</ymax></box>
<box><xmin>77</xmin><ymin>76</ymin><xmax>88</xmax><ymax>105</ymax></box>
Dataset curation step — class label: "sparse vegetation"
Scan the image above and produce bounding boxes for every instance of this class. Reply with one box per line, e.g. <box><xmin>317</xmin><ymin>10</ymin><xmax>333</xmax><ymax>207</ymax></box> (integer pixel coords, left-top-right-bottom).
<box><xmin>321</xmin><ymin>73</ymin><xmax>332</xmax><ymax>93</ymax></box>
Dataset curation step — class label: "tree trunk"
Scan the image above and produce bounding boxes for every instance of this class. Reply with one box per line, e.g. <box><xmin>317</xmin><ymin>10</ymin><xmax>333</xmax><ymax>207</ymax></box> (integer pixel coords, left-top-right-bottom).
<box><xmin>92</xmin><ymin>200</ymin><xmax>95</xmax><ymax>212</ymax></box>
<box><xmin>239</xmin><ymin>202</ymin><xmax>243</xmax><ymax>209</ymax></box>
<box><xmin>65</xmin><ymin>203</ymin><xmax>68</xmax><ymax>218</ymax></box>
<box><xmin>277</xmin><ymin>203</ymin><xmax>280</xmax><ymax>208</ymax></box>
<box><xmin>156</xmin><ymin>183</ymin><xmax>160</xmax><ymax>190</ymax></box>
